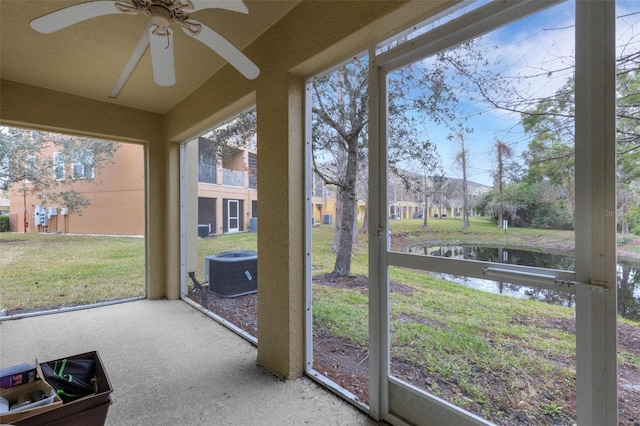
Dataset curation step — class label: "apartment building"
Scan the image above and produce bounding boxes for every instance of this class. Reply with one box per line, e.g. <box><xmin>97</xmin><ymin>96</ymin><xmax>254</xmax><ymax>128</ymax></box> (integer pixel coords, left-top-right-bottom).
<box><xmin>196</xmin><ymin>136</ymin><xmax>258</xmax><ymax>235</ymax></box>
<box><xmin>311</xmin><ymin>169</ymin><xmax>491</xmax><ymax>224</ymax></box>
<box><xmin>8</xmin><ymin>135</ymin><xmax>257</xmax><ymax>236</ymax></box>
<box><xmin>8</xmin><ymin>142</ymin><xmax>144</xmax><ymax>235</ymax></box>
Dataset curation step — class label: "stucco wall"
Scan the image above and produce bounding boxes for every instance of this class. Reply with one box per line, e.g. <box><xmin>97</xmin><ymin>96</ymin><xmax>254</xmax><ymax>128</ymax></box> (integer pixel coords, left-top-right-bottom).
<box><xmin>9</xmin><ymin>142</ymin><xmax>145</xmax><ymax>235</ymax></box>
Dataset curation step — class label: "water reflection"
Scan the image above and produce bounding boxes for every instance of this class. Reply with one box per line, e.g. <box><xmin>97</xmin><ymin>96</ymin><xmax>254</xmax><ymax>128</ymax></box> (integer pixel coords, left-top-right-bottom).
<box><xmin>406</xmin><ymin>244</ymin><xmax>640</xmax><ymax>321</ymax></box>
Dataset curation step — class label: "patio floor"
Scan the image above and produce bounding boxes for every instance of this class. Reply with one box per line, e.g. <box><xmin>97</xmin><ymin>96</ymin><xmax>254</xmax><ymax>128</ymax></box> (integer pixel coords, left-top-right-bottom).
<box><xmin>0</xmin><ymin>299</ymin><xmax>381</xmax><ymax>425</ymax></box>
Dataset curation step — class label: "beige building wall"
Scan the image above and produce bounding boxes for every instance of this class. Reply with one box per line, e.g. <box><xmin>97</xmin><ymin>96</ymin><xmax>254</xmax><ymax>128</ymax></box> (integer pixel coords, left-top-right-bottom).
<box><xmin>9</xmin><ymin>142</ymin><xmax>145</xmax><ymax>235</ymax></box>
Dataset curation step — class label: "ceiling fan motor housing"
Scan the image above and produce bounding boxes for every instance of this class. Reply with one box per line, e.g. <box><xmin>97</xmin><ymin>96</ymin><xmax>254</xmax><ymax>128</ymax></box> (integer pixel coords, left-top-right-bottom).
<box><xmin>149</xmin><ymin>4</ymin><xmax>173</xmax><ymax>32</ymax></box>
<box><xmin>131</xmin><ymin>0</ymin><xmax>192</xmax><ymax>32</ymax></box>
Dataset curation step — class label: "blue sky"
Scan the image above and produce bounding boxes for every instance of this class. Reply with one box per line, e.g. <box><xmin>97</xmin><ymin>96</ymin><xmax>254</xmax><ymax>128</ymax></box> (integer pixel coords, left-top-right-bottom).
<box><xmin>394</xmin><ymin>0</ymin><xmax>638</xmax><ymax>186</ymax></box>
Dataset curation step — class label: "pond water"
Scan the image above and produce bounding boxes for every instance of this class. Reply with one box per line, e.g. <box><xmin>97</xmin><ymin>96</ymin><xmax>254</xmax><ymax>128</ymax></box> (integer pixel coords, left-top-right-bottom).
<box><xmin>405</xmin><ymin>244</ymin><xmax>640</xmax><ymax>321</ymax></box>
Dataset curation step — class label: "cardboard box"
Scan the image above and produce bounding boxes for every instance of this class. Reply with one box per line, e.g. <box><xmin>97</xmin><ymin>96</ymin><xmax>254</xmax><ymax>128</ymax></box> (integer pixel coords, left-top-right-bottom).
<box><xmin>0</xmin><ymin>363</ymin><xmax>37</xmax><ymax>389</ymax></box>
<box><xmin>15</xmin><ymin>398</ymin><xmax>112</xmax><ymax>426</ymax></box>
<box><xmin>0</xmin><ymin>380</ymin><xmax>63</xmax><ymax>424</ymax></box>
<box><xmin>12</xmin><ymin>351</ymin><xmax>113</xmax><ymax>426</ymax></box>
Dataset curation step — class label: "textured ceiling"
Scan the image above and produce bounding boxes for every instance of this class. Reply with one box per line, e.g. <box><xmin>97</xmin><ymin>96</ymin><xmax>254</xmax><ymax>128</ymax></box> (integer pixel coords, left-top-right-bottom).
<box><xmin>0</xmin><ymin>0</ymin><xmax>299</xmax><ymax>114</ymax></box>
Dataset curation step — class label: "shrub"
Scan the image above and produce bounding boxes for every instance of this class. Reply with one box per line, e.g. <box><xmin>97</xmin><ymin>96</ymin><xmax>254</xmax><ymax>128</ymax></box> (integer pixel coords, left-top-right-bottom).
<box><xmin>0</xmin><ymin>214</ymin><xmax>9</xmax><ymax>232</ymax></box>
<box><xmin>626</xmin><ymin>206</ymin><xmax>640</xmax><ymax>236</ymax></box>
<box><xmin>618</xmin><ymin>234</ymin><xmax>632</xmax><ymax>245</ymax></box>
<box><xmin>531</xmin><ymin>200</ymin><xmax>574</xmax><ymax>230</ymax></box>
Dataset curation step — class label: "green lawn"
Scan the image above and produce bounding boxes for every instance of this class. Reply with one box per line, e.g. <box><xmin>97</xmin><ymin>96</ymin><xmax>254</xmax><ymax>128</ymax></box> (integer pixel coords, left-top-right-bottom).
<box><xmin>310</xmin><ymin>217</ymin><xmax>639</xmax><ymax>424</ymax></box>
<box><xmin>311</xmin><ymin>254</ymin><xmax>587</xmax><ymax>423</ymax></box>
<box><xmin>0</xmin><ymin>231</ymin><xmax>262</xmax><ymax>313</ymax></box>
<box><xmin>3</xmin><ymin>217</ymin><xmax>634</xmax><ymax>314</ymax></box>
<box><xmin>0</xmin><ymin>233</ymin><xmax>145</xmax><ymax>313</ymax></box>
<box><xmin>390</xmin><ymin>216</ymin><xmax>575</xmax><ymax>249</ymax></box>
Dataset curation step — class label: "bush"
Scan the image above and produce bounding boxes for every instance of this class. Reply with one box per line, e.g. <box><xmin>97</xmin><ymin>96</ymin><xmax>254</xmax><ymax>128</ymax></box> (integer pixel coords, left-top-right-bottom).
<box><xmin>618</xmin><ymin>234</ymin><xmax>633</xmax><ymax>245</ymax></box>
<box><xmin>626</xmin><ymin>206</ymin><xmax>640</xmax><ymax>236</ymax></box>
<box><xmin>0</xmin><ymin>215</ymin><xmax>9</xmax><ymax>232</ymax></box>
<box><xmin>531</xmin><ymin>200</ymin><xmax>574</xmax><ymax>230</ymax></box>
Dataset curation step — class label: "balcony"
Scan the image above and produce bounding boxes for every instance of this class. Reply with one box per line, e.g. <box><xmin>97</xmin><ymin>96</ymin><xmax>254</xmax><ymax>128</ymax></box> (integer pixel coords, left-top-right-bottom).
<box><xmin>199</xmin><ymin>163</ymin><xmax>217</xmax><ymax>184</ymax></box>
<box><xmin>222</xmin><ymin>168</ymin><xmax>245</xmax><ymax>187</ymax></box>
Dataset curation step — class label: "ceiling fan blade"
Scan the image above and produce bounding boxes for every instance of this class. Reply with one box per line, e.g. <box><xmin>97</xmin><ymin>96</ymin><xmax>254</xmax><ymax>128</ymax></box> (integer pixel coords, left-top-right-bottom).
<box><xmin>109</xmin><ymin>27</ymin><xmax>151</xmax><ymax>99</ymax></box>
<box><xmin>30</xmin><ymin>1</ymin><xmax>131</xmax><ymax>34</ymax></box>
<box><xmin>149</xmin><ymin>26</ymin><xmax>176</xmax><ymax>86</ymax></box>
<box><xmin>189</xmin><ymin>0</ymin><xmax>248</xmax><ymax>14</ymax></box>
<box><xmin>182</xmin><ymin>20</ymin><xmax>259</xmax><ymax>80</ymax></box>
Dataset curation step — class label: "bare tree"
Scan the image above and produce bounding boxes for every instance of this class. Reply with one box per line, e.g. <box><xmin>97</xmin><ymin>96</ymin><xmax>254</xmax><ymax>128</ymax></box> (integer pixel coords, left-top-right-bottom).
<box><xmin>406</xmin><ymin>140</ymin><xmax>444</xmax><ymax>227</ymax></box>
<box><xmin>312</xmin><ymin>41</ymin><xmax>496</xmax><ymax>277</ymax></box>
<box><xmin>455</xmin><ymin>133</ymin><xmax>470</xmax><ymax>229</ymax></box>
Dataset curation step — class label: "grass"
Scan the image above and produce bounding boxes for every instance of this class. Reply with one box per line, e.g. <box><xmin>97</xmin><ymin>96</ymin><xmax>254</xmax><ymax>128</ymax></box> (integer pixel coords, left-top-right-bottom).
<box><xmin>388</xmin><ymin>267</ymin><xmax>578</xmax><ymax>421</ymax></box>
<box><xmin>0</xmin><ymin>233</ymin><xmax>144</xmax><ymax>313</ymax></box>
<box><xmin>391</xmin><ymin>216</ymin><xmax>576</xmax><ymax>249</ymax></box>
<box><xmin>311</xmin><ymin>263</ymin><xmax>585</xmax><ymax>423</ymax></box>
<box><xmin>0</xmin><ymin>231</ymin><xmax>260</xmax><ymax>313</ymax></box>
<box><xmin>310</xmin><ymin>217</ymin><xmax>639</xmax><ymax>425</ymax></box>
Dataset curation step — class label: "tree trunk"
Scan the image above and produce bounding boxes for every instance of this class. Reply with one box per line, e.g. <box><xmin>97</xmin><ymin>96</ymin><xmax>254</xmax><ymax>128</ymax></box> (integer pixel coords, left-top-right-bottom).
<box><xmin>331</xmin><ymin>196</ymin><xmax>342</xmax><ymax>252</ymax></box>
<box><xmin>497</xmin><ymin>145</ymin><xmax>504</xmax><ymax>227</ymax></box>
<box><xmin>332</xmin><ymin>137</ymin><xmax>359</xmax><ymax>277</ymax></box>
<box><xmin>621</xmin><ymin>220</ymin><xmax>629</xmax><ymax>235</ymax></box>
<box><xmin>333</xmin><ymin>185</ymin><xmax>357</xmax><ymax>276</ymax></box>
<box><xmin>352</xmin><ymin>202</ymin><xmax>358</xmax><ymax>244</ymax></box>
<box><xmin>423</xmin><ymin>194</ymin><xmax>429</xmax><ymax>227</ymax></box>
<box><xmin>460</xmin><ymin>139</ymin><xmax>469</xmax><ymax>229</ymax></box>
<box><xmin>619</xmin><ymin>193</ymin><xmax>629</xmax><ymax>235</ymax></box>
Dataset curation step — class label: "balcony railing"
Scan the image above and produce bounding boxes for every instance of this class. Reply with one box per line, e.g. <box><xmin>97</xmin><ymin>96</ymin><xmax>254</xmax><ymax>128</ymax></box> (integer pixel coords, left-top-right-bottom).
<box><xmin>199</xmin><ymin>163</ymin><xmax>217</xmax><ymax>184</ymax></box>
<box><xmin>248</xmin><ymin>174</ymin><xmax>257</xmax><ymax>189</ymax></box>
<box><xmin>222</xmin><ymin>168</ymin><xmax>245</xmax><ymax>187</ymax></box>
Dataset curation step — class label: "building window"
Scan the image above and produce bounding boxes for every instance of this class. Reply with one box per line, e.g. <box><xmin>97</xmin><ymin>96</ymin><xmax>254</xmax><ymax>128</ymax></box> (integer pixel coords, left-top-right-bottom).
<box><xmin>53</xmin><ymin>152</ymin><xmax>65</xmax><ymax>181</ymax></box>
<box><xmin>72</xmin><ymin>151</ymin><xmax>94</xmax><ymax>179</ymax></box>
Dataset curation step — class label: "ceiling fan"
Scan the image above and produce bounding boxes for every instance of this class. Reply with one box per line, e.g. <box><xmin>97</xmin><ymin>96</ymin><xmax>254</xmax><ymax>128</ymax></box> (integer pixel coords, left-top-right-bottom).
<box><xmin>30</xmin><ymin>0</ymin><xmax>260</xmax><ymax>98</ymax></box>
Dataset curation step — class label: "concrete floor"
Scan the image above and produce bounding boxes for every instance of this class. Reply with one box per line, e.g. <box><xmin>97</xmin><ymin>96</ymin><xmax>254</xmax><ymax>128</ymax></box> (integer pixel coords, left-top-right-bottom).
<box><xmin>0</xmin><ymin>300</ymin><xmax>381</xmax><ymax>425</ymax></box>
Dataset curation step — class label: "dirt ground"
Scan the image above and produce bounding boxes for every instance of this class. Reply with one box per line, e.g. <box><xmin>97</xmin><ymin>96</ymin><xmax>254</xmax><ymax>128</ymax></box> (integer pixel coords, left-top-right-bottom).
<box><xmin>189</xmin><ymin>274</ymin><xmax>640</xmax><ymax>426</ymax></box>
